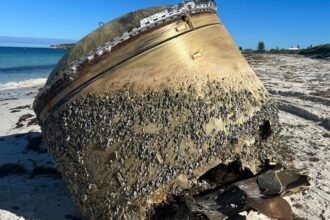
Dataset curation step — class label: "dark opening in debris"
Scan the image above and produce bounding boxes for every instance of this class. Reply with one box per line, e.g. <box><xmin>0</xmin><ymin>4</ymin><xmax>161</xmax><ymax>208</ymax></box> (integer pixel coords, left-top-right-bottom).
<box><xmin>199</xmin><ymin>160</ymin><xmax>254</xmax><ymax>186</ymax></box>
<box><xmin>150</xmin><ymin>162</ymin><xmax>309</xmax><ymax>220</ymax></box>
<box><xmin>150</xmin><ymin>161</ymin><xmax>255</xmax><ymax>219</ymax></box>
<box><xmin>259</xmin><ymin>120</ymin><xmax>272</xmax><ymax>139</ymax></box>
<box><xmin>150</xmin><ymin>196</ymin><xmax>208</xmax><ymax>220</ymax></box>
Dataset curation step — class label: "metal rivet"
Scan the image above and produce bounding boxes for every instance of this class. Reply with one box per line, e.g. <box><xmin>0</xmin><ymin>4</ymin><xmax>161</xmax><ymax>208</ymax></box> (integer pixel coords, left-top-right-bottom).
<box><xmin>192</xmin><ymin>51</ymin><xmax>202</xmax><ymax>60</ymax></box>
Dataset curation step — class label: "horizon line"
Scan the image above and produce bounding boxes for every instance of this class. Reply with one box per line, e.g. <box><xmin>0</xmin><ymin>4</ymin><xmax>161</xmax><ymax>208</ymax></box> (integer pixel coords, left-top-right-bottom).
<box><xmin>0</xmin><ymin>35</ymin><xmax>77</xmax><ymax>42</ymax></box>
<box><xmin>0</xmin><ymin>36</ymin><xmax>77</xmax><ymax>48</ymax></box>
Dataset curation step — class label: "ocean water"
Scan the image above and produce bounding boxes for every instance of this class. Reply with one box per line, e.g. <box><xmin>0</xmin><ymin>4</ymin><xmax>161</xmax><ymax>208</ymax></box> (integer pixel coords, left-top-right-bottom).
<box><xmin>0</xmin><ymin>46</ymin><xmax>66</xmax><ymax>90</ymax></box>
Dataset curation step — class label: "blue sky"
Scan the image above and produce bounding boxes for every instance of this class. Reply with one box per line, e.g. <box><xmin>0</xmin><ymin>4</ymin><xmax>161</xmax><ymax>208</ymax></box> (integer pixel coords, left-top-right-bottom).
<box><xmin>0</xmin><ymin>0</ymin><xmax>329</xmax><ymax>49</ymax></box>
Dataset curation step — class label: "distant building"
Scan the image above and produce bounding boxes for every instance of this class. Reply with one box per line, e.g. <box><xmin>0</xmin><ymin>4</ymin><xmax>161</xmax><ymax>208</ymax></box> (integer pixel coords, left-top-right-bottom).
<box><xmin>287</xmin><ymin>47</ymin><xmax>300</xmax><ymax>51</ymax></box>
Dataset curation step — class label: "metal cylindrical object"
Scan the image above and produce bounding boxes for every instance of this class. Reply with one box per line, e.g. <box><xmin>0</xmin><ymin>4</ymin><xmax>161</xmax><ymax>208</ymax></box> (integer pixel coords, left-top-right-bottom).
<box><xmin>34</xmin><ymin>3</ymin><xmax>281</xmax><ymax>219</ymax></box>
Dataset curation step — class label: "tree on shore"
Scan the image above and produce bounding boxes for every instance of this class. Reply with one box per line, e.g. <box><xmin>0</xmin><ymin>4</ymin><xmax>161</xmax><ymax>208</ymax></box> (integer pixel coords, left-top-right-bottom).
<box><xmin>257</xmin><ymin>41</ymin><xmax>265</xmax><ymax>52</ymax></box>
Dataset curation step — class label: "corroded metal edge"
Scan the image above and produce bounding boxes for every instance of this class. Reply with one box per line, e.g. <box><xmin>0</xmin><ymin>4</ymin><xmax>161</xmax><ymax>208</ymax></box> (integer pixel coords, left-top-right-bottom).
<box><xmin>34</xmin><ymin>1</ymin><xmax>218</xmax><ymax>119</ymax></box>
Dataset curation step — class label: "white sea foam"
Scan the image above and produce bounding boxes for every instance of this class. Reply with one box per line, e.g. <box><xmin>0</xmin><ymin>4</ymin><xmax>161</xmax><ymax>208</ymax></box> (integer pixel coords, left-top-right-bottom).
<box><xmin>0</xmin><ymin>78</ymin><xmax>46</xmax><ymax>91</ymax></box>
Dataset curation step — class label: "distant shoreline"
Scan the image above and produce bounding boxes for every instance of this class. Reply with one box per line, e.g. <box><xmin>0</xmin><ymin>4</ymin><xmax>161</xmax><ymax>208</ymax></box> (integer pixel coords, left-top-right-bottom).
<box><xmin>0</xmin><ymin>36</ymin><xmax>76</xmax><ymax>49</ymax></box>
<box><xmin>49</xmin><ymin>43</ymin><xmax>75</xmax><ymax>49</ymax></box>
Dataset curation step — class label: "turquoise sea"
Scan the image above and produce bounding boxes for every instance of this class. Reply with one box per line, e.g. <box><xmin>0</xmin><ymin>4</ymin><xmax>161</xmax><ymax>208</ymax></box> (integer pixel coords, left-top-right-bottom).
<box><xmin>0</xmin><ymin>46</ymin><xmax>66</xmax><ymax>89</ymax></box>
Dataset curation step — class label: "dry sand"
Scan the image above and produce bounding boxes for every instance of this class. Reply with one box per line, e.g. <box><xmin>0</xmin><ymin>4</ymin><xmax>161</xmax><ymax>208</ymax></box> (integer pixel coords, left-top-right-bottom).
<box><xmin>0</xmin><ymin>53</ymin><xmax>329</xmax><ymax>219</ymax></box>
<box><xmin>246</xmin><ymin>53</ymin><xmax>330</xmax><ymax>220</ymax></box>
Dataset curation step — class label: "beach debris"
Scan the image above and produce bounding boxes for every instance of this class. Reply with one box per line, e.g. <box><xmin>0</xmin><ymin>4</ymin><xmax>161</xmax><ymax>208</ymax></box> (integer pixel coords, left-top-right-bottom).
<box><xmin>33</xmin><ymin>0</ymin><xmax>309</xmax><ymax>219</ymax></box>
<box><xmin>184</xmin><ymin>169</ymin><xmax>309</xmax><ymax>220</ymax></box>
<box><xmin>150</xmin><ymin>166</ymin><xmax>309</xmax><ymax>219</ymax></box>
<box><xmin>10</xmin><ymin>105</ymin><xmax>30</xmax><ymax>110</ymax></box>
<box><xmin>27</xmin><ymin>117</ymin><xmax>38</xmax><ymax>126</ymax></box>
<box><xmin>15</xmin><ymin>123</ymin><xmax>24</xmax><ymax>129</ymax></box>
<box><xmin>15</xmin><ymin>113</ymin><xmax>34</xmax><ymax>128</ymax></box>
<box><xmin>18</xmin><ymin>113</ymin><xmax>34</xmax><ymax>122</ymax></box>
<box><xmin>10</xmin><ymin>105</ymin><xmax>30</xmax><ymax>113</ymax></box>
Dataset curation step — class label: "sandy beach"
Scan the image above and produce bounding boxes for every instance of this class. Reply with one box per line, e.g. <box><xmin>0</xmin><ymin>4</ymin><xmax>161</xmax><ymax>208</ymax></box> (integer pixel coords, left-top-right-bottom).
<box><xmin>0</xmin><ymin>53</ymin><xmax>329</xmax><ymax>220</ymax></box>
<box><xmin>0</xmin><ymin>85</ymin><xmax>82</xmax><ymax>220</ymax></box>
<box><xmin>245</xmin><ymin>53</ymin><xmax>330</xmax><ymax>220</ymax></box>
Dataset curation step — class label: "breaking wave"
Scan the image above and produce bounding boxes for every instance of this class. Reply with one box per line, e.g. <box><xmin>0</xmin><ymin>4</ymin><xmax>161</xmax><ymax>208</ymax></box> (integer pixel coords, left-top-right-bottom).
<box><xmin>0</xmin><ymin>78</ymin><xmax>46</xmax><ymax>91</ymax></box>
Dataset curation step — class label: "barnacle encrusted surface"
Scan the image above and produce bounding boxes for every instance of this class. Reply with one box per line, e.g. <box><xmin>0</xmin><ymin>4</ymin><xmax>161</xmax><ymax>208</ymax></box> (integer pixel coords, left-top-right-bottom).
<box><xmin>35</xmin><ymin>2</ymin><xmax>284</xmax><ymax>218</ymax></box>
<box><xmin>41</xmin><ymin>81</ymin><xmax>281</xmax><ymax>219</ymax></box>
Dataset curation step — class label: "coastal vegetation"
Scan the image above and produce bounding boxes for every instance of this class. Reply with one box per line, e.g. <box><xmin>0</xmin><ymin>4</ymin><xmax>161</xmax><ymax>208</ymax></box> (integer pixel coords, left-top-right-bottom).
<box><xmin>242</xmin><ymin>43</ymin><xmax>330</xmax><ymax>60</ymax></box>
<box><xmin>257</xmin><ymin>41</ymin><xmax>265</xmax><ymax>52</ymax></box>
<box><xmin>299</xmin><ymin>44</ymin><xmax>330</xmax><ymax>59</ymax></box>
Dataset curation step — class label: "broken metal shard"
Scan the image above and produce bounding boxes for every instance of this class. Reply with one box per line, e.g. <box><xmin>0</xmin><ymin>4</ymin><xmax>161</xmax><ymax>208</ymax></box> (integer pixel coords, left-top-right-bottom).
<box><xmin>185</xmin><ymin>170</ymin><xmax>309</xmax><ymax>220</ymax></box>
